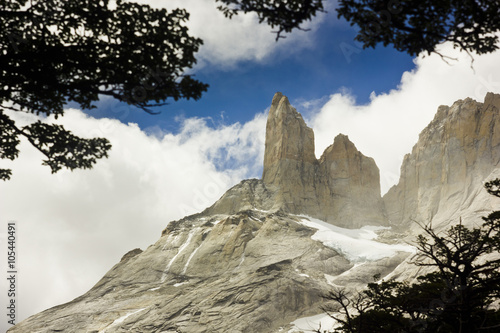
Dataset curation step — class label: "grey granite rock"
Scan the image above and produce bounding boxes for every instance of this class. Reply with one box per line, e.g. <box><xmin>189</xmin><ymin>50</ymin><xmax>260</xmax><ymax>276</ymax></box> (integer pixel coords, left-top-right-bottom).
<box><xmin>11</xmin><ymin>211</ymin><xmax>405</xmax><ymax>333</ymax></box>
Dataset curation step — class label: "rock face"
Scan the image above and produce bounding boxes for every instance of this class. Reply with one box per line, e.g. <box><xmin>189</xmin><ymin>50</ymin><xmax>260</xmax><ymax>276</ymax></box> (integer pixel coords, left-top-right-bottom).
<box><xmin>203</xmin><ymin>179</ymin><xmax>278</xmax><ymax>216</ymax></box>
<box><xmin>315</xmin><ymin>134</ymin><xmax>387</xmax><ymax>228</ymax></box>
<box><xmin>9</xmin><ymin>92</ymin><xmax>500</xmax><ymax>333</ymax></box>
<box><xmin>384</xmin><ymin>92</ymin><xmax>500</xmax><ymax>231</ymax></box>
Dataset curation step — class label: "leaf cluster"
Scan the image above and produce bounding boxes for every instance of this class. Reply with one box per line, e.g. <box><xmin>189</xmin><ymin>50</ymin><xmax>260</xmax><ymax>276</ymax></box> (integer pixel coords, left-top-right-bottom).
<box><xmin>1</xmin><ymin>0</ymin><xmax>208</xmax><ymax>179</ymax></box>
<box><xmin>337</xmin><ymin>0</ymin><xmax>500</xmax><ymax>57</ymax></box>
<box><xmin>1</xmin><ymin>0</ymin><xmax>207</xmax><ymax>114</ymax></box>
<box><xmin>215</xmin><ymin>0</ymin><xmax>325</xmax><ymax>39</ymax></box>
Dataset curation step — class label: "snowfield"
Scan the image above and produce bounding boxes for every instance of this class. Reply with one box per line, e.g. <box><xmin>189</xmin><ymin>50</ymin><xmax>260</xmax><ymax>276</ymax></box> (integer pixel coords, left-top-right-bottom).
<box><xmin>298</xmin><ymin>216</ymin><xmax>415</xmax><ymax>263</ymax></box>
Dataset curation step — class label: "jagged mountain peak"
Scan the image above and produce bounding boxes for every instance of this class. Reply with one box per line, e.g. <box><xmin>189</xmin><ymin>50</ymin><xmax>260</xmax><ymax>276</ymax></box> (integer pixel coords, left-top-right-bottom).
<box><xmin>206</xmin><ymin>92</ymin><xmax>387</xmax><ymax>228</ymax></box>
<box><xmin>320</xmin><ymin>133</ymin><xmax>371</xmax><ymax>163</ymax></box>
<box><xmin>263</xmin><ymin>92</ymin><xmax>317</xmax><ymax>175</ymax></box>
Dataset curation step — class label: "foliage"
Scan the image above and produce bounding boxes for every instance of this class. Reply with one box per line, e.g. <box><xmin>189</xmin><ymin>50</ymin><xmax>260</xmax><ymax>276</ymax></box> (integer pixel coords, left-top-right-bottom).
<box><xmin>337</xmin><ymin>0</ymin><xmax>500</xmax><ymax>57</ymax></box>
<box><xmin>216</xmin><ymin>0</ymin><xmax>325</xmax><ymax>39</ymax></box>
<box><xmin>216</xmin><ymin>0</ymin><xmax>500</xmax><ymax>55</ymax></box>
<box><xmin>0</xmin><ymin>0</ymin><xmax>208</xmax><ymax>179</ymax></box>
<box><xmin>322</xmin><ymin>178</ymin><xmax>500</xmax><ymax>333</ymax></box>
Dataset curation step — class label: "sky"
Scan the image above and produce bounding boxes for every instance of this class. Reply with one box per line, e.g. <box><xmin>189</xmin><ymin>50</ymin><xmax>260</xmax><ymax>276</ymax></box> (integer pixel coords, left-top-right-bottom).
<box><xmin>1</xmin><ymin>0</ymin><xmax>500</xmax><ymax>330</ymax></box>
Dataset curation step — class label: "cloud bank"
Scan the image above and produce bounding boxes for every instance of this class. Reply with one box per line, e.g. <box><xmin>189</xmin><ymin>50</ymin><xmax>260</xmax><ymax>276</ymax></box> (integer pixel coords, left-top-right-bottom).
<box><xmin>134</xmin><ymin>0</ymin><xmax>328</xmax><ymax>68</ymax></box>
<box><xmin>0</xmin><ymin>109</ymin><xmax>266</xmax><ymax>328</ymax></box>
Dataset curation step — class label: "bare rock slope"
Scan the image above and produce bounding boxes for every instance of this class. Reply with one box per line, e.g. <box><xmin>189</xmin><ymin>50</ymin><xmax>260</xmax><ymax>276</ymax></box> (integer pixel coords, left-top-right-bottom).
<box><xmin>10</xmin><ymin>210</ymin><xmax>412</xmax><ymax>333</ymax></box>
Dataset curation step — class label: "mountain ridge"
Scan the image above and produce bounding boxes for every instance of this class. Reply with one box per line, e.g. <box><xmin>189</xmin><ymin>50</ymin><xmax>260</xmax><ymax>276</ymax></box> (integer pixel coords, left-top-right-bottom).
<box><xmin>9</xmin><ymin>92</ymin><xmax>500</xmax><ymax>333</ymax></box>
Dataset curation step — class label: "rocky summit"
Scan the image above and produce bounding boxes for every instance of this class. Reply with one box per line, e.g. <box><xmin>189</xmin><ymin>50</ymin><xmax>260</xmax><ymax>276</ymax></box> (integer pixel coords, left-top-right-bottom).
<box><xmin>10</xmin><ymin>92</ymin><xmax>500</xmax><ymax>333</ymax></box>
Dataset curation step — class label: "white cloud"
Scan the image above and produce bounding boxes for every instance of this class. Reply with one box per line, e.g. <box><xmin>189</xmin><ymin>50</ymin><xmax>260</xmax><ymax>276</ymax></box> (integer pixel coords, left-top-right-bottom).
<box><xmin>308</xmin><ymin>43</ymin><xmax>500</xmax><ymax>194</ymax></box>
<box><xmin>132</xmin><ymin>0</ymin><xmax>328</xmax><ymax>68</ymax></box>
<box><xmin>0</xmin><ymin>108</ymin><xmax>266</xmax><ymax>330</ymax></box>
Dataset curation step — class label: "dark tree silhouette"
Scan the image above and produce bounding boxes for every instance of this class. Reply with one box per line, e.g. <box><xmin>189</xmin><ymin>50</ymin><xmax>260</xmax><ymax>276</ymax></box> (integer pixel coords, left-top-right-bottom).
<box><xmin>216</xmin><ymin>0</ymin><xmax>325</xmax><ymax>39</ymax></box>
<box><xmin>0</xmin><ymin>0</ymin><xmax>207</xmax><ymax>179</ymax></box>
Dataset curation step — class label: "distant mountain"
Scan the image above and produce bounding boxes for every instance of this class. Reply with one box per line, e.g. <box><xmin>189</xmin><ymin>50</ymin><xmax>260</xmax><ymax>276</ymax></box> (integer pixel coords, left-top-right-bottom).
<box><xmin>10</xmin><ymin>92</ymin><xmax>500</xmax><ymax>333</ymax></box>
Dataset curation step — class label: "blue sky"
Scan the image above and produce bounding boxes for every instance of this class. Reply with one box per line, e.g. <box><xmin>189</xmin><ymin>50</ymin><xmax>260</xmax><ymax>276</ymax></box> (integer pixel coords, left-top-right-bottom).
<box><xmin>91</xmin><ymin>11</ymin><xmax>415</xmax><ymax>131</ymax></box>
<box><xmin>1</xmin><ymin>1</ymin><xmax>500</xmax><ymax>330</ymax></box>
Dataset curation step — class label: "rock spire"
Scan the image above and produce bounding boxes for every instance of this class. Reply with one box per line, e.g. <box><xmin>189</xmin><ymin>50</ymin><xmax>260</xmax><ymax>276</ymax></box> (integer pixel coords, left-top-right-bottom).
<box><xmin>262</xmin><ymin>92</ymin><xmax>387</xmax><ymax>228</ymax></box>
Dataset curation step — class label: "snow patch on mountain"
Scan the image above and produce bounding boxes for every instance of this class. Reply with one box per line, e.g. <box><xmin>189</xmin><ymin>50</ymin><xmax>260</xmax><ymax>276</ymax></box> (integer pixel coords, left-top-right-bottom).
<box><xmin>298</xmin><ymin>216</ymin><xmax>415</xmax><ymax>262</ymax></box>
